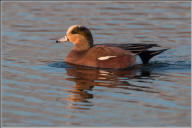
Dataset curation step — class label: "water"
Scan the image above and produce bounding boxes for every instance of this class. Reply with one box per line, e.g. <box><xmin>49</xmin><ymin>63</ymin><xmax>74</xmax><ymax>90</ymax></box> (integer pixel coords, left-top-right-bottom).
<box><xmin>2</xmin><ymin>2</ymin><xmax>191</xmax><ymax>127</ymax></box>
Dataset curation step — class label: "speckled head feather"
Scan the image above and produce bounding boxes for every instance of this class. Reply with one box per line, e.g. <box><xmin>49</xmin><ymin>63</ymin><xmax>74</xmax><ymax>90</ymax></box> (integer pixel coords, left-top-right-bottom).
<box><xmin>66</xmin><ymin>25</ymin><xmax>93</xmax><ymax>47</ymax></box>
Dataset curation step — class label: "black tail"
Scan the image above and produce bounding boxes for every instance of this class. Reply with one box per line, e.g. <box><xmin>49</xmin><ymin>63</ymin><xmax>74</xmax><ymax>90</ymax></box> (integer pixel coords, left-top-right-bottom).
<box><xmin>137</xmin><ymin>49</ymin><xmax>168</xmax><ymax>64</ymax></box>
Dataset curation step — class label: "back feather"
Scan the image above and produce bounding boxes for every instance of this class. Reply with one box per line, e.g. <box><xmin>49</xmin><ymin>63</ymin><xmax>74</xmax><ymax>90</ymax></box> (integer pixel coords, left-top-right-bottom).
<box><xmin>95</xmin><ymin>43</ymin><xmax>168</xmax><ymax>64</ymax></box>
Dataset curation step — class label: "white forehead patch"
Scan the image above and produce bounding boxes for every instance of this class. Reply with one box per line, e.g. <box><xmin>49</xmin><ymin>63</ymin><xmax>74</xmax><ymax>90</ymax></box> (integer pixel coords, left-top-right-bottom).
<box><xmin>97</xmin><ymin>56</ymin><xmax>116</xmax><ymax>60</ymax></box>
<box><xmin>66</xmin><ymin>25</ymin><xmax>81</xmax><ymax>35</ymax></box>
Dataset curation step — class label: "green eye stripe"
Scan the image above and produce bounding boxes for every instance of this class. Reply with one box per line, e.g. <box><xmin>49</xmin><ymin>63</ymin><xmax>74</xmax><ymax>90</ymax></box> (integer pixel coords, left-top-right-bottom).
<box><xmin>71</xmin><ymin>26</ymin><xmax>93</xmax><ymax>46</ymax></box>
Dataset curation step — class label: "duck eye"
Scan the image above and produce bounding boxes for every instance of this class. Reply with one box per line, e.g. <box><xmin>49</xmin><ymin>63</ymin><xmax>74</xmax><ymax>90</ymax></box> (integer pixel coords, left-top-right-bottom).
<box><xmin>71</xmin><ymin>28</ymin><xmax>79</xmax><ymax>34</ymax></box>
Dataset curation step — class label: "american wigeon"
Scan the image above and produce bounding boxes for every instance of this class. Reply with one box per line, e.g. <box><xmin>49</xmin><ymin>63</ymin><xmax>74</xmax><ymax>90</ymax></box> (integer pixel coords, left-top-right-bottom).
<box><xmin>56</xmin><ymin>25</ymin><xmax>167</xmax><ymax>69</ymax></box>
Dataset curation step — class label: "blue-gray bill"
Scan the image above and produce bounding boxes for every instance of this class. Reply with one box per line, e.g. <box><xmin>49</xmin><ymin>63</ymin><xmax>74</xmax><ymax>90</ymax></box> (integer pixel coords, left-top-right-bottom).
<box><xmin>56</xmin><ymin>35</ymin><xmax>68</xmax><ymax>43</ymax></box>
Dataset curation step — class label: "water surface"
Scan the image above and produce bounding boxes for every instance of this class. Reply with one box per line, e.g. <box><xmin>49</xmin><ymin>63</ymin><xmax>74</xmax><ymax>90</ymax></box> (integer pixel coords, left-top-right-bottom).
<box><xmin>2</xmin><ymin>2</ymin><xmax>191</xmax><ymax>127</ymax></box>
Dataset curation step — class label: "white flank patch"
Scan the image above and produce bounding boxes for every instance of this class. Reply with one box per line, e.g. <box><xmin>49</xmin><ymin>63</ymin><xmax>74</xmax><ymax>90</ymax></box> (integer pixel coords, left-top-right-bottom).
<box><xmin>97</xmin><ymin>56</ymin><xmax>116</xmax><ymax>60</ymax></box>
<box><xmin>134</xmin><ymin>55</ymin><xmax>143</xmax><ymax>65</ymax></box>
<box><xmin>99</xmin><ymin>70</ymin><xmax>110</xmax><ymax>75</ymax></box>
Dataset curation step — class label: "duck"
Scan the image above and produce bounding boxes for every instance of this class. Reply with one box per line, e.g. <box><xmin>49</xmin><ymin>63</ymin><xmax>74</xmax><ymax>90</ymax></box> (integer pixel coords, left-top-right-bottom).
<box><xmin>56</xmin><ymin>25</ymin><xmax>168</xmax><ymax>69</ymax></box>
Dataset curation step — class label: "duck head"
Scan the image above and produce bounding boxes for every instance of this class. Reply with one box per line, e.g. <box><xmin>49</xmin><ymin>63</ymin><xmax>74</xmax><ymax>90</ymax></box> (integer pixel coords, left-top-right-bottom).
<box><xmin>56</xmin><ymin>25</ymin><xmax>93</xmax><ymax>51</ymax></box>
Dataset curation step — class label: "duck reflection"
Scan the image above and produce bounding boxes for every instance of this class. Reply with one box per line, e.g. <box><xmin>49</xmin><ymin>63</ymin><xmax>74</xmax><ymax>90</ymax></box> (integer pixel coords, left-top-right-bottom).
<box><xmin>62</xmin><ymin>64</ymin><xmax>156</xmax><ymax>105</ymax></box>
